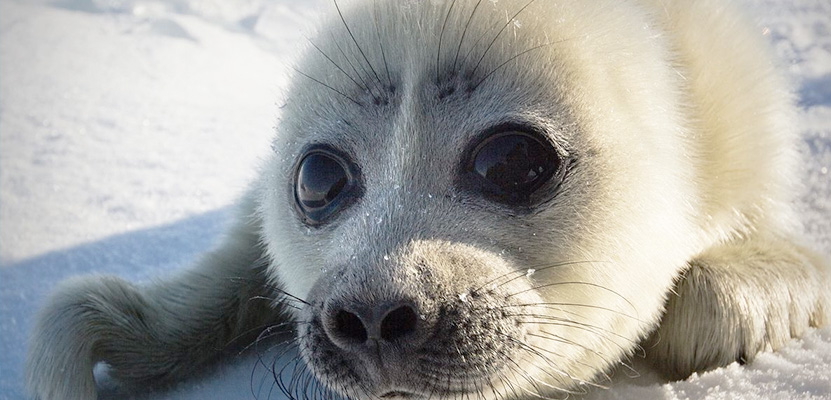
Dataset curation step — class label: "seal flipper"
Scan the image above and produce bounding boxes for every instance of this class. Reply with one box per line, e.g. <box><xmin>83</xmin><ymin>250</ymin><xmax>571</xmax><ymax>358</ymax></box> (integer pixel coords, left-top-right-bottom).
<box><xmin>25</xmin><ymin>191</ymin><xmax>286</xmax><ymax>400</ymax></box>
<box><xmin>646</xmin><ymin>234</ymin><xmax>831</xmax><ymax>380</ymax></box>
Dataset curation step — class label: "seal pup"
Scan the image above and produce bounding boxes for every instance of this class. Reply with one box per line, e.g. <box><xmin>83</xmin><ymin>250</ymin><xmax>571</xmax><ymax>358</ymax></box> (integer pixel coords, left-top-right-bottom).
<box><xmin>26</xmin><ymin>0</ymin><xmax>830</xmax><ymax>399</ymax></box>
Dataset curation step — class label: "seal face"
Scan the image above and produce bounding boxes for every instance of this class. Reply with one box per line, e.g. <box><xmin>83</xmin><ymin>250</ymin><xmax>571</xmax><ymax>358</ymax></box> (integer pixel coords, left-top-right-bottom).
<box><xmin>261</xmin><ymin>0</ymin><xmax>700</xmax><ymax>396</ymax></box>
<box><xmin>255</xmin><ymin>0</ymin><xmax>827</xmax><ymax>398</ymax></box>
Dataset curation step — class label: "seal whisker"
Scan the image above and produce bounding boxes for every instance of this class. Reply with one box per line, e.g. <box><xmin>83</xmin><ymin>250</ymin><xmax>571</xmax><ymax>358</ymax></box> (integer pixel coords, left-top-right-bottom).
<box><xmin>503</xmin><ymin>302</ymin><xmax>644</xmax><ymax>323</ymax></box>
<box><xmin>288</xmin><ymin>352</ymin><xmax>312</xmax><ymax>399</ymax></box>
<box><xmin>259</xmin><ymin>283</ymin><xmax>314</xmax><ymax>307</ymax></box>
<box><xmin>247</xmin><ymin>295</ymin><xmax>302</xmax><ymax>311</ymax></box>
<box><xmin>470</xmin><ymin>0</ymin><xmax>539</xmax><ymax>78</ymax></box>
<box><xmin>459</xmin><ymin>16</ymin><xmax>501</xmax><ymax>69</ymax></box>
<box><xmin>329</xmin><ymin>33</ymin><xmax>370</xmax><ymax>88</ymax></box>
<box><xmin>291</xmin><ymin>67</ymin><xmax>363</xmax><ymax>107</ymax></box>
<box><xmin>475</xmin><ymin>260</ymin><xmax>610</xmax><ymax>294</ymax></box>
<box><xmin>539</xmin><ymin>324</ymin><xmax>644</xmax><ymax>360</ymax></box>
<box><xmin>473</xmin><ymin>41</ymin><xmax>558</xmax><ymax>89</ymax></box>
<box><xmin>301</xmin><ymin>365</ymin><xmax>318</xmax><ymax>400</ymax></box>
<box><xmin>307</xmin><ymin>38</ymin><xmax>367</xmax><ymax>92</ymax></box>
<box><xmin>236</xmin><ymin>320</ymin><xmax>296</xmax><ymax>355</ymax></box>
<box><xmin>523</xmin><ymin>333</ymin><xmax>616</xmax><ymax>385</ymax></box>
<box><xmin>273</xmin><ymin>348</ymin><xmax>304</xmax><ymax>399</ymax></box>
<box><xmin>513</xmin><ymin>314</ymin><xmax>639</xmax><ymax>347</ymax></box>
<box><xmin>500</xmin><ymin>359</ymin><xmax>555</xmax><ymax>400</ymax></box>
<box><xmin>228</xmin><ymin>276</ymin><xmax>311</xmax><ymax>307</ymax></box>
<box><xmin>500</xmin><ymin>333</ymin><xmax>598</xmax><ymax>394</ymax></box>
<box><xmin>333</xmin><ymin>0</ymin><xmax>384</xmax><ymax>88</ymax></box>
<box><xmin>453</xmin><ymin>0</ymin><xmax>484</xmax><ymax>74</ymax></box>
<box><xmin>506</xmin><ymin>281</ymin><xmax>639</xmax><ymax>319</ymax></box>
<box><xmin>436</xmin><ymin>0</ymin><xmax>459</xmax><ymax>83</ymax></box>
<box><xmin>371</xmin><ymin>0</ymin><xmax>393</xmax><ymax>90</ymax></box>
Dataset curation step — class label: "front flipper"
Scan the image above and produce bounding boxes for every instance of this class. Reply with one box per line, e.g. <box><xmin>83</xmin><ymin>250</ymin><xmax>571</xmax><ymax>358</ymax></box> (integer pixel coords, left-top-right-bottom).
<box><xmin>25</xmin><ymin>193</ymin><xmax>287</xmax><ymax>400</ymax></box>
<box><xmin>647</xmin><ymin>235</ymin><xmax>830</xmax><ymax>380</ymax></box>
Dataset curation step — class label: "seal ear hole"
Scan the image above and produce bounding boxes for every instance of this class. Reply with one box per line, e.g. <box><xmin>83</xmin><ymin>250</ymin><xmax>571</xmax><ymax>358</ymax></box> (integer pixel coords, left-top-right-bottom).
<box><xmin>463</xmin><ymin>124</ymin><xmax>564</xmax><ymax>206</ymax></box>
<box><xmin>294</xmin><ymin>146</ymin><xmax>361</xmax><ymax>225</ymax></box>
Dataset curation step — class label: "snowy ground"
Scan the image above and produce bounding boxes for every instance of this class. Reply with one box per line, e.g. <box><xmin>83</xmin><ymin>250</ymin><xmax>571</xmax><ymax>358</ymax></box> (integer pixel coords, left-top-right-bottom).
<box><xmin>1</xmin><ymin>0</ymin><xmax>829</xmax><ymax>399</ymax></box>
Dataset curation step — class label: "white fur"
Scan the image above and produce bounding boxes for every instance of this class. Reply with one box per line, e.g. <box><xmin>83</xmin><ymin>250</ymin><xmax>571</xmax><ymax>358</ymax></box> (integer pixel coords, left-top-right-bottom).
<box><xmin>26</xmin><ymin>1</ymin><xmax>830</xmax><ymax>399</ymax></box>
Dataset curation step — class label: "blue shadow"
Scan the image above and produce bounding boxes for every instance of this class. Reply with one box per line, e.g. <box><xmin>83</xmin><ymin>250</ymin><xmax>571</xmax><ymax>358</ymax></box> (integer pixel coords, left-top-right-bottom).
<box><xmin>0</xmin><ymin>208</ymin><xmax>237</xmax><ymax>399</ymax></box>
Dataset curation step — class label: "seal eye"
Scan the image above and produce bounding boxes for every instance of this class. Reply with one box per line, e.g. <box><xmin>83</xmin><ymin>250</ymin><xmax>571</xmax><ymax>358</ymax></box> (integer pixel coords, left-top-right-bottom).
<box><xmin>295</xmin><ymin>150</ymin><xmax>357</xmax><ymax>224</ymax></box>
<box><xmin>468</xmin><ymin>129</ymin><xmax>561</xmax><ymax>204</ymax></box>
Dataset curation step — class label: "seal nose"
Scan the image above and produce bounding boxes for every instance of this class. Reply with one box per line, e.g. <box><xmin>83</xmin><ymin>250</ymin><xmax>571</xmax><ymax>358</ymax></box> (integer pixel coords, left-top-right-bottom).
<box><xmin>329</xmin><ymin>303</ymin><xmax>419</xmax><ymax>345</ymax></box>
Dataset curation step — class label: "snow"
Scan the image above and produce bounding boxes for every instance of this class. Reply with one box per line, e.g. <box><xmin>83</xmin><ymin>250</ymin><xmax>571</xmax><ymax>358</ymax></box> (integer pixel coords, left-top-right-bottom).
<box><xmin>1</xmin><ymin>0</ymin><xmax>829</xmax><ymax>399</ymax></box>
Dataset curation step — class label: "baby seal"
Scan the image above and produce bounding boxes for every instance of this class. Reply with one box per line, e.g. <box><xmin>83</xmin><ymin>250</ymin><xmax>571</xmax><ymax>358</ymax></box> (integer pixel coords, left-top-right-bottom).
<box><xmin>26</xmin><ymin>0</ymin><xmax>830</xmax><ymax>399</ymax></box>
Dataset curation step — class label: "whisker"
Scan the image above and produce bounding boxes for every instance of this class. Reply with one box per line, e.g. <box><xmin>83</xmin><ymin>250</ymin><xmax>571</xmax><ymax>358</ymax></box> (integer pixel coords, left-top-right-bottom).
<box><xmin>260</xmin><ymin>283</ymin><xmax>314</xmax><ymax>307</ymax></box>
<box><xmin>517</xmin><ymin>316</ymin><xmax>643</xmax><ymax>355</ymax></box>
<box><xmin>506</xmin><ymin>280</ymin><xmax>639</xmax><ymax>318</ymax></box>
<box><xmin>475</xmin><ymin>260</ymin><xmax>609</xmax><ymax>294</ymax></box>
<box><xmin>274</xmin><ymin>339</ymin><xmax>316</xmax><ymax>400</ymax></box>
<box><xmin>515</xmin><ymin>313</ymin><xmax>634</xmax><ymax>342</ymax></box>
<box><xmin>494</xmin><ymin>369</ymin><xmax>518</xmax><ymax>400</ymax></box>
<box><xmin>251</xmin><ymin>339</ymin><xmax>278</xmax><ymax>400</ymax></box>
<box><xmin>259</xmin><ymin>336</ymin><xmax>301</xmax><ymax>378</ymax></box>
<box><xmin>307</xmin><ymin>38</ymin><xmax>366</xmax><ymax>92</ymax></box>
<box><xmin>236</xmin><ymin>321</ymin><xmax>295</xmax><ymax>355</ymax></box>
<box><xmin>436</xmin><ymin>0</ymin><xmax>459</xmax><ymax>83</ymax></box>
<box><xmin>260</xmin><ymin>349</ymin><xmax>297</xmax><ymax>398</ymax></box>
<box><xmin>282</xmin><ymin>351</ymin><xmax>308</xmax><ymax>399</ymax></box>
<box><xmin>330</xmin><ymin>33</ymin><xmax>380</xmax><ymax>99</ymax></box>
<box><xmin>483</xmin><ymin>372</ymin><xmax>505</xmax><ymax>400</ymax></box>
<box><xmin>291</xmin><ymin>67</ymin><xmax>363</xmax><ymax>107</ymax></box>
<box><xmin>474</xmin><ymin>41</ymin><xmax>558</xmax><ymax>89</ymax></box>
<box><xmin>459</xmin><ymin>17</ymin><xmax>501</xmax><ymax>70</ymax></box>
<box><xmin>302</xmin><ymin>366</ymin><xmax>317</xmax><ymax>400</ymax></box>
<box><xmin>499</xmin><ymin>333</ymin><xmax>597</xmax><ymax>395</ymax></box>
<box><xmin>228</xmin><ymin>275</ymin><xmax>310</xmax><ymax>306</ymax></box>
<box><xmin>258</xmin><ymin>331</ymin><xmax>302</xmax><ymax>358</ymax></box>
<box><xmin>524</xmin><ymin>332</ymin><xmax>615</xmax><ymax>385</ymax></box>
<box><xmin>503</xmin><ymin>359</ymin><xmax>549</xmax><ymax>399</ymax></box>
<box><xmin>246</xmin><ymin>295</ymin><xmax>302</xmax><ymax>313</ymax></box>
<box><xmin>453</xmin><ymin>0</ymin><xmax>484</xmax><ymax>73</ymax></box>
<box><xmin>503</xmin><ymin>302</ymin><xmax>644</xmax><ymax>323</ymax></box>
<box><xmin>333</xmin><ymin>0</ymin><xmax>383</xmax><ymax>87</ymax></box>
<box><xmin>470</xmin><ymin>0</ymin><xmax>539</xmax><ymax>78</ymax></box>
<box><xmin>345</xmin><ymin>373</ymin><xmax>376</xmax><ymax>400</ymax></box>
<box><xmin>372</xmin><ymin>0</ymin><xmax>393</xmax><ymax>89</ymax></box>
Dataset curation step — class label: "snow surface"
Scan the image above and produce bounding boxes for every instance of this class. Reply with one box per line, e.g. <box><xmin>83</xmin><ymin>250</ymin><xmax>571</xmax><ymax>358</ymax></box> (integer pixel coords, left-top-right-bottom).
<box><xmin>1</xmin><ymin>0</ymin><xmax>829</xmax><ymax>399</ymax></box>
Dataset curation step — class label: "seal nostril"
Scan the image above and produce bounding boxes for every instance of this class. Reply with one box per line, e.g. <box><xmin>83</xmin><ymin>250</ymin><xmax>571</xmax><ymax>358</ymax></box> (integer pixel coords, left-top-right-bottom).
<box><xmin>334</xmin><ymin>309</ymin><xmax>368</xmax><ymax>343</ymax></box>
<box><xmin>380</xmin><ymin>305</ymin><xmax>418</xmax><ymax>341</ymax></box>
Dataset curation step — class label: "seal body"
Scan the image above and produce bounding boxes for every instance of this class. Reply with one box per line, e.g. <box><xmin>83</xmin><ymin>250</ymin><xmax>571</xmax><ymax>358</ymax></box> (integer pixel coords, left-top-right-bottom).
<box><xmin>26</xmin><ymin>1</ymin><xmax>830</xmax><ymax>399</ymax></box>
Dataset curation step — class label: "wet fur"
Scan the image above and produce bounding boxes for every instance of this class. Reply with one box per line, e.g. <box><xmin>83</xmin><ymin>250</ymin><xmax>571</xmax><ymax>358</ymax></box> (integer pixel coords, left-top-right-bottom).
<box><xmin>26</xmin><ymin>0</ymin><xmax>830</xmax><ymax>399</ymax></box>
